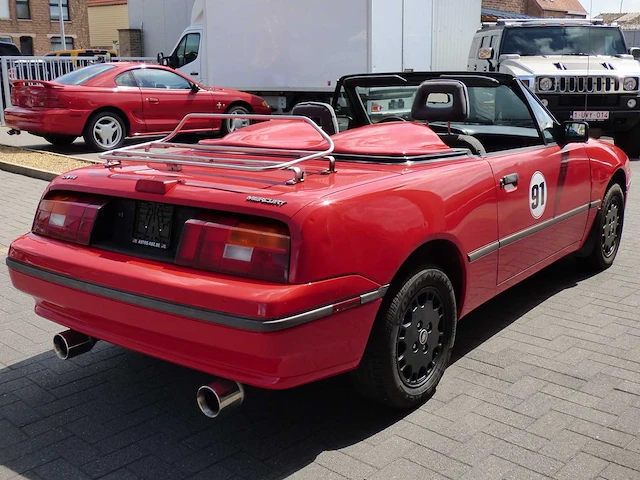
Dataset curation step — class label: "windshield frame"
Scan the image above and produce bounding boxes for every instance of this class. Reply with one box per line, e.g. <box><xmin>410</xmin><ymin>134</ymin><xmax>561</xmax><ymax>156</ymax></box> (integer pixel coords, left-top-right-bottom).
<box><xmin>332</xmin><ymin>72</ymin><xmax>559</xmax><ymax>146</ymax></box>
<box><xmin>500</xmin><ymin>25</ymin><xmax>628</xmax><ymax>57</ymax></box>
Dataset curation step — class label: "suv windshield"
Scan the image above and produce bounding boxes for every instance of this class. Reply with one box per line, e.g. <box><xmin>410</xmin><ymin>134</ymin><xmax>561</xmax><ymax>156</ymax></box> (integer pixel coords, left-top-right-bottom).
<box><xmin>55</xmin><ymin>64</ymin><xmax>116</xmax><ymax>85</ymax></box>
<box><xmin>502</xmin><ymin>26</ymin><xmax>626</xmax><ymax>56</ymax></box>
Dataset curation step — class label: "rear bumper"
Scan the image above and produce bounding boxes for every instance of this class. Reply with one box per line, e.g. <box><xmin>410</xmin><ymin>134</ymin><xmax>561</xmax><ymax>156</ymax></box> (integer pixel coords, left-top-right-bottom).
<box><xmin>7</xmin><ymin>234</ymin><xmax>387</xmax><ymax>389</ymax></box>
<box><xmin>4</xmin><ymin>106</ymin><xmax>87</xmax><ymax>136</ymax></box>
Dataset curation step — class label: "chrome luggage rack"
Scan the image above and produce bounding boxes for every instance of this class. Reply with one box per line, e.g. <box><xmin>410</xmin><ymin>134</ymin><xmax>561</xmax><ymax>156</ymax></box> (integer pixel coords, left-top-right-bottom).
<box><xmin>99</xmin><ymin>113</ymin><xmax>336</xmax><ymax>185</ymax></box>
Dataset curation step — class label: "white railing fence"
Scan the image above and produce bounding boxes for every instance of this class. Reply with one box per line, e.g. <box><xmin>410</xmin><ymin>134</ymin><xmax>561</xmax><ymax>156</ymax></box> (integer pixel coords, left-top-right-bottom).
<box><xmin>0</xmin><ymin>56</ymin><xmax>156</xmax><ymax>125</ymax></box>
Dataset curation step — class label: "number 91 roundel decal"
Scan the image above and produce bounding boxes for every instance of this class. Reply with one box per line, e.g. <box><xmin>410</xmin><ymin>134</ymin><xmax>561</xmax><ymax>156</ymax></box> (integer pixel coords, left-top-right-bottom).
<box><xmin>529</xmin><ymin>171</ymin><xmax>547</xmax><ymax>219</ymax></box>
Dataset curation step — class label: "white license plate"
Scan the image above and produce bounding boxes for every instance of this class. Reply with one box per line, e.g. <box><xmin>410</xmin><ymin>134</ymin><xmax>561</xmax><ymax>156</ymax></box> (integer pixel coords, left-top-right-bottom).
<box><xmin>572</xmin><ymin>111</ymin><xmax>609</xmax><ymax>121</ymax></box>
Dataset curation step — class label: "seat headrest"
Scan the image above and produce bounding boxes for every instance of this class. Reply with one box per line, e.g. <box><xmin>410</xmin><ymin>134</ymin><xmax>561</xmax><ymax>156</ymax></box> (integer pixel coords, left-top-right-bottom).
<box><xmin>411</xmin><ymin>79</ymin><xmax>469</xmax><ymax>123</ymax></box>
<box><xmin>290</xmin><ymin>101</ymin><xmax>339</xmax><ymax>135</ymax></box>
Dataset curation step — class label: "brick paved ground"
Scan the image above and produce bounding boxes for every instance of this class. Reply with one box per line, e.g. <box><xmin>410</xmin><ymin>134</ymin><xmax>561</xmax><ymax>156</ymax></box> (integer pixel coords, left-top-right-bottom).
<box><xmin>2</xmin><ymin>164</ymin><xmax>640</xmax><ymax>479</ymax></box>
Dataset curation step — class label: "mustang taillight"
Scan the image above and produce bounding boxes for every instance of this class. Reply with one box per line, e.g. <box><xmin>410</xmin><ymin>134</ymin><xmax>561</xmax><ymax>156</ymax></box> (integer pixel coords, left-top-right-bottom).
<box><xmin>32</xmin><ymin>193</ymin><xmax>106</xmax><ymax>245</ymax></box>
<box><xmin>176</xmin><ymin>218</ymin><xmax>290</xmax><ymax>283</ymax></box>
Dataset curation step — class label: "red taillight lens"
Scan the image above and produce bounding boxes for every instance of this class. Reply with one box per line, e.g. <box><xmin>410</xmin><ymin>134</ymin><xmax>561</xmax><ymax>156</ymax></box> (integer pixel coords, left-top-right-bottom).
<box><xmin>32</xmin><ymin>193</ymin><xmax>106</xmax><ymax>245</ymax></box>
<box><xmin>176</xmin><ymin>218</ymin><xmax>290</xmax><ymax>283</ymax></box>
<box><xmin>34</xmin><ymin>88</ymin><xmax>67</xmax><ymax>108</ymax></box>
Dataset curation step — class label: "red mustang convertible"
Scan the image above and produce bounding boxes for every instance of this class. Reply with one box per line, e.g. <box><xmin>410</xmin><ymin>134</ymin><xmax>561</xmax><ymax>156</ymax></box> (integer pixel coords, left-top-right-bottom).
<box><xmin>6</xmin><ymin>72</ymin><xmax>630</xmax><ymax>417</ymax></box>
<box><xmin>4</xmin><ymin>63</ymin><xmax>271</xmax><ymax>151</ymax></box>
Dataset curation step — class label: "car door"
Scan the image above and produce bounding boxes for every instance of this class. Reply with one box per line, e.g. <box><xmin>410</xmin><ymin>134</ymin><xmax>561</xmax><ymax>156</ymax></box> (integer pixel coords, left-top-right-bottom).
<box><xmin>172</xmin><ymin>32</ymin><xmax>203</xmax><ymax>84</ymax></box>
<box><xmin>480</xmin><ymin>85</ymin><xmax>591</xmax><ymax>285</ymax></box>
<box><xmin>132</xmin><ymin>68</ymin><xmax>213</xmax><ymax>133</ymax></box>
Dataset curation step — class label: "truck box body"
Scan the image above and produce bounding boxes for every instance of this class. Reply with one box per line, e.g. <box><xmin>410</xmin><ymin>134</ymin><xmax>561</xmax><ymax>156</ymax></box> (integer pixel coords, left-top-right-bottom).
<box><xmin>161</xmin><ymin>0</ymin><xmax>480</xmax><ymax>109</ymax></box>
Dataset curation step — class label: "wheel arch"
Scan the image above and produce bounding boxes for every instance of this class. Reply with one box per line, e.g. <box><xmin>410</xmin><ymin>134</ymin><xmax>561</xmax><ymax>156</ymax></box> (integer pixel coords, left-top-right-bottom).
<box><xmin>225</xmin><ymin>101</ymin><xmax>253</xmax><ymax>113</ymax></box>
<box><xmin>611</xmin><ymin>168</ymin><xmax>627</xmax><ymax>194</ymax></box>
<box><xmin>388</xmin><ymin>237</ymin><xmax>467</xmax><ymax>314</ymax></box>
<box><xmin>85</xmin><ymin>106</ymin><xmax>131</xmax><ymax>136</ymax></box>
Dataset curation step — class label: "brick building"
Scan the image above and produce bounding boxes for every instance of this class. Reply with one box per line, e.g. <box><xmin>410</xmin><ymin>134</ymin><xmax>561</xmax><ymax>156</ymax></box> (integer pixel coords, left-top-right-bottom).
<box><xmin>481</xmin><ymin>0</ymin><xmax>587</xmax><ymax>19</ymax></box>
<box><xmin>0</xmin><ymin>0</ymin><xmax>89</xmax><ymax>55</ymax></box>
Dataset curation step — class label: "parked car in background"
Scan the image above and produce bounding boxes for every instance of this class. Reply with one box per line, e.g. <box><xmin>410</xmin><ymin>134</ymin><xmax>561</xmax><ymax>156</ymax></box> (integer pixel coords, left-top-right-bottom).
<box><xmin>44</xmin><ymin>48</ymin><xmax>119</xmax><ymax>58</ymax></box>
<box><xmin>4</xmin><ymin>63</ymin><xmax>271</xmax><ymax>151</ymax></box>
<box><xmin>468</xmin><ymin>18</ymin><xmax>640</xmax><ymax>158</ymax></box>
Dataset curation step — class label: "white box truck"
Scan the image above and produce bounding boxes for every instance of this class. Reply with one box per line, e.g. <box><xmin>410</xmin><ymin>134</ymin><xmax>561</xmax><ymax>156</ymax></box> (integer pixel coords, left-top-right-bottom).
<box><xmin>157</xmin><ymin>0</ymin><xmax>481</xmax><ymax>111</ymax></box>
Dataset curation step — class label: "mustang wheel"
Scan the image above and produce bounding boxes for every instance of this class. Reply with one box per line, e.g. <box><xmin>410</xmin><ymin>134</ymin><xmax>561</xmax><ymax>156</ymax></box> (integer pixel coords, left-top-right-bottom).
<box><xmin>221</xmin><ymin>105</ymin><xmax>251</xmax><ymax>136</ymax></box>
<box><xmin>353</xmin><ymin>267</ymin><xmax>457</xmax><ymax>409</ymax></box>
<box><xmin>43</xmin><ymin>134</ymin><xmax>77</xmax><ymax>147</ymax></box>
<box><xmin>579</xmin><ymin>183</ymin><xmax>625</xmax><ymax>270</ymax></box>
<box><xmin>84</xmin><ymin>111</ymin><xmax>126</xmax><ymax>151</ymax></box>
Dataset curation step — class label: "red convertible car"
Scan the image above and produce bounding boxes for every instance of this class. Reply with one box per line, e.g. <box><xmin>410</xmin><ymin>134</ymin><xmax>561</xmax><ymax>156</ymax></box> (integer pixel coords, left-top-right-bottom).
<box><xmin>4</xmin><ymin>62</ymin><xmax>271</xmax><ymax>151</ymax></box>
<box><xmin>6</xmin><ymin>72</ymin><xmax>630</xmax><ymax>418</ymax></box>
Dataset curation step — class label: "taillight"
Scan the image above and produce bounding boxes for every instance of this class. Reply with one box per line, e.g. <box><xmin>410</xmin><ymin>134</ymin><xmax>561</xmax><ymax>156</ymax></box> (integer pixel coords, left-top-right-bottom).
<box><xmin>32</xmin><ymin>193</ymin><xmax>106</xmax><ymax>245</ymax></box>
<box><xmin>176</xmin><ymin>218</ymin><xmax>290</xmax><ymax>283</ymax></box>
<box><xmin>36</xmin><ymin>89</ymin><xmax>67</xmax><ymax>108</ymax></box>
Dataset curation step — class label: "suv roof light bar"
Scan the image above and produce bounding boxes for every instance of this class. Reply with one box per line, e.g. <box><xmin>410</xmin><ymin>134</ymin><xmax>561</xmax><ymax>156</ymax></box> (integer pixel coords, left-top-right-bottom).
<box><xmin>485</xmin><ymin>18</ymin><xmax>607</xmax><ymax>27</ymax></box>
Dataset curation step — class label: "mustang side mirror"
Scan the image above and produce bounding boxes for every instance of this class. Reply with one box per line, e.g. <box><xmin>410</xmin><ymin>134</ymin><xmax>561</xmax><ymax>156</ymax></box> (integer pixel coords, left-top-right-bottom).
<box><xmin>631</xmin><ymin>47</ymin><xmax>640</xmax><ymax>59</ymax></box>
<box><xmin>190</xmin><ymin>82</ymin><xmax>200</xmax><ymax>93</ymax></box>
<box><xmin>561</xmin><ymin>121</ymin><xmax>589</xmax><ymax>145</ymax></box>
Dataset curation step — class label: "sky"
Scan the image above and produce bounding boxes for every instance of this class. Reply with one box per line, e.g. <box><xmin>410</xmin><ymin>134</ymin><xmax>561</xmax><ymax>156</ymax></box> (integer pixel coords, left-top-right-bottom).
<box><xmin>579</xmin><ymin>0</ymin><xmax>640</xmax><ymax>16</ymax></box>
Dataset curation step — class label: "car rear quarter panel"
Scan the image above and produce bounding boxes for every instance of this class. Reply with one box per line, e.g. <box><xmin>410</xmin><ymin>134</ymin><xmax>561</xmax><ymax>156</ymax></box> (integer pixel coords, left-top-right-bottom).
<box><xmin>289</xmin><ymin>156</ymin><xmax>499</xmax><ymax>317</ymax></box>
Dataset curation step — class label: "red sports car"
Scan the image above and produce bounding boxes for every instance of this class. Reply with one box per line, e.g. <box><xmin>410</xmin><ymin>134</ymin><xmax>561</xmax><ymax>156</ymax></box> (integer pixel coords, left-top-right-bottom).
<box><xmin>6</xmin><ymin>72</ymin><xmax>630</xmax><ymax>418</ymax></box>
<box><xmin>4</xmin><ymin>62</ymin><xmax>271</xmax><ymax>151</ymax></box>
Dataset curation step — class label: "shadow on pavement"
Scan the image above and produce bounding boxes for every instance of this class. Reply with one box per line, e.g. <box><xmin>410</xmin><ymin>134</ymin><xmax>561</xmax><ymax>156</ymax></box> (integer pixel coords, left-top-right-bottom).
<box><xmin>0</xmin><ymin>256</ymin><xmax>599</xmax><ymax>479</ymax></box>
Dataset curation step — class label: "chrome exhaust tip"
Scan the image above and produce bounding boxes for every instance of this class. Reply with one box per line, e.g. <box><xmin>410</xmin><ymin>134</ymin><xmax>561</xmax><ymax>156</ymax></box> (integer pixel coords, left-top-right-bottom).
<box><xmin>53</xmin><ymin>330</ymin><xmax>96</xmax><ymax>360</ymax></box>
<box><xmin>196</xmin><ymin>378</ymin><xmax>245</xmax><ymax>418</ymax></box>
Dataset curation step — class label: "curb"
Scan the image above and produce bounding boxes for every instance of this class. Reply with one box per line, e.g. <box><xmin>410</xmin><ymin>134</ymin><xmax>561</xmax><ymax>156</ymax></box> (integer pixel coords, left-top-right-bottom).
<box><xmin>20</xmin><ymin>147</ymin><xmax>103</xmax><ymax>165</ymax></box>
<box><xmin>0</xmin><ymin>159</ymin><xmax>59</xmax><ymax>181</ymax></box>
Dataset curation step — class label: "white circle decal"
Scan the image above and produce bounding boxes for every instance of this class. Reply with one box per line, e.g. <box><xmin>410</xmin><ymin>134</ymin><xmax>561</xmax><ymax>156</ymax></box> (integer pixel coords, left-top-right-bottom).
<box><xmin>529</xmin><ymin>171</ymin><xmax>547</xmax><ymax>219</ymax></box>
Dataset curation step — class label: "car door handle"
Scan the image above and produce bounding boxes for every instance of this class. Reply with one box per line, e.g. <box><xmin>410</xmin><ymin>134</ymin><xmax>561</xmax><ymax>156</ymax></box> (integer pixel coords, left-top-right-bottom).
<box><xmin>146</xmin><ymin>97</ymin><xmax>159</xmax><ymax>104</ymax></box>
<box><xmin>500</xmin><ymin>173</ymin><xmax>519</xmax><ymax>188</ymax></box>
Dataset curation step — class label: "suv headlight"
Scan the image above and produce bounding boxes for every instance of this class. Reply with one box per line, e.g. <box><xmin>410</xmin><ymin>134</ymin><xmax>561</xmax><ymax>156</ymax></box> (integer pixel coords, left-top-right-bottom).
<box><xmin>538</xmin><ymin>77</ymin><xmax>554</xmax><ymax>92</ymax></box>
<box><xmin>623</xmin><ymin>77</ymin><xmax>638</xmax><ymax>91</ymax></box>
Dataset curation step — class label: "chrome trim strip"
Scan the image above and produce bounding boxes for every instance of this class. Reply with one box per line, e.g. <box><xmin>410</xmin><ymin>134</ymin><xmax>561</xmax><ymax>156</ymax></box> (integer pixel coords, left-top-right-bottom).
<box><xmin>6</xmin><ymin>258</ymin><xmax>389</xmax><ymax>333</ymax></box>
<box><xmin>500</xmin><ymin>203</ymin><xmax>590</xmax><ymax>249</ymax></box>
<box><xmin>468</xmin><ymin>201</ymin><xmax>597</xmax><ymax>263</ymax></box>
<box><xmin>468</xmin><ymin>242</ymin><xmax>500</xmax><ymax>263</ymax></box>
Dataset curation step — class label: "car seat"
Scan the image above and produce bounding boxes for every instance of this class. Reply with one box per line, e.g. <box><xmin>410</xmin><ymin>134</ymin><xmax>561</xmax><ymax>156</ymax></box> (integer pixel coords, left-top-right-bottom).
<box><xmin>290</xmin><ymin>101</ymin><xmax>340</xmax><ymax>136</ymax></box>
<box><xmin>410</xmin><ymin>79</ymin><xmax>486</xmax><ymax>155</ymax></box>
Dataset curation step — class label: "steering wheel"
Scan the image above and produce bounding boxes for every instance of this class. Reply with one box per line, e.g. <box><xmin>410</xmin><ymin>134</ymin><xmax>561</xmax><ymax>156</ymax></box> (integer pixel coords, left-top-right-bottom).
<box><xmin>377</xmin><ymin>115</ymin><xmax>408</xmax><ymax>123</ymax></box>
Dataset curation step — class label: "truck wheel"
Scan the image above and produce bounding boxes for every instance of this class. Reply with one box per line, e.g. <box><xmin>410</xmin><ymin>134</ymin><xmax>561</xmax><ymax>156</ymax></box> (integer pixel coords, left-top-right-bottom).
<box><xmin>352</xmin><ymin>267</ymin><xmax>457</xmax><ymax>409</ymax></box>
<box><xmin>577</xmin><ymin>183</ymin><xmax>625</xmax><ymax>271</ymax></box>
<box><xmin>614</xmin><ymin>124</ymin><xmax>640</xmax><ymax>159</ymax></box>
<box><xmin>83</xmin><ymin>111</ymin><xmax>126</xmax><ymax>152</ymax></box>
<box><xmin>221</xmin><ymin>105</ymin><xmax>251</xmax><ymax>136</ymax></box>
<box><xmin>43</xmin><ymin>134</ymin><xmax>77</xmax><ymax>147</ymax></box>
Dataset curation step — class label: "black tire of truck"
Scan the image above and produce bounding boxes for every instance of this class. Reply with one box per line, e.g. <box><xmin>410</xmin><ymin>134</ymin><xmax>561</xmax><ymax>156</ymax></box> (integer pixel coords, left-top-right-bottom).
<box><xmin>352</xmin><ymin>266</ymin><xmax>457</xmax><ymax>409</ymax></box>
<box><xmin>43</xmin><ymin>134</ymin><xmax>77</xmax><ymax>147</ymax></box>
<box><xmin>614</xmin><ymin>123</ymin><xmax>640</xmax><ymax>159</ymax></box>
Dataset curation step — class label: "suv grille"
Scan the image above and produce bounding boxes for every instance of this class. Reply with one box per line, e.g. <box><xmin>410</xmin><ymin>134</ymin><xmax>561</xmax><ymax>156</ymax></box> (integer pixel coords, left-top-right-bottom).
<box><xmin>538</xmin><ymin>76</ymin><xmax>624</xmax><ymax>94</ymax></box>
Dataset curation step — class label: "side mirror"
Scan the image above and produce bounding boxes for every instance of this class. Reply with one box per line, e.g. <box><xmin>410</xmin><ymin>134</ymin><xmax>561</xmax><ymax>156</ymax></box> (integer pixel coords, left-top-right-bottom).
<box><xmin>631</xmin><ymin>47</ymin><xmax>640</xmax><ymax>59</ymax></box>
<box><xmin>478</xmin><ymin>47</ymin><xmax>494</xmax><ymax>60</ymax></box>
<box><xmin>190</xmin><ymin>82</ymin><xmax>200</xmax><ymax>93</ymax></box>
<box><xmin>156</xmin><ymin>52</ymin><xmax>164</xmax><ymax>64</ymax></box>
<box><xmin>560</xmin><ymin>121</ymin><xmax>589</xmax><ymax>145</ymax></box>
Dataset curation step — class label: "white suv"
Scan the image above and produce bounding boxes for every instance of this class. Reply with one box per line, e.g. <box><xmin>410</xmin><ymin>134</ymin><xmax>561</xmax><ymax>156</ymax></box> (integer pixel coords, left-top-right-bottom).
<box><xmin>468</xmin><ymin>18</ymin><xmax>640</xmax><ymax>157</ymax></box>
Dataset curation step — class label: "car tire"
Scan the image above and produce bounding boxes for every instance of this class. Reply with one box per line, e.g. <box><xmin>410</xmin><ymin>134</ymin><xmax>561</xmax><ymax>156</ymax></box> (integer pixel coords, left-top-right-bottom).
<box><xmin>43</xmin><ymin>134</ymin><xmax>77</xmax><ymax>147</ymax></box>
<box><xmin>352</xmin><ymin>266</ymin><xmax>457</xmax><ymax>409</ymax></box>
<box><xmin>220</xmin><ymin>105</ymin><xmax>252</xmax><ymax>136</ymax></box>
<box><xmin>614</xmin><ymin>123</ymin><xmax>640</xmax><ymax>159</ymax></box>
<box><xmin>83</xmin><ymin>111</ymin><xmax>126</xmax><ymax>152</ymax></box>
<box><xmin>577</xmin><ymin>183</ymin><xmax>625</xmax><ymax>271</ymax></box>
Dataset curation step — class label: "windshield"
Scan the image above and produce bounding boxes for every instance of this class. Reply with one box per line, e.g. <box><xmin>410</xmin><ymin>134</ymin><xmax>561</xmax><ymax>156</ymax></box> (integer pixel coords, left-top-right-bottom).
<box><xmin>354</xmin><ymin>84</ymin><xmax>537</xmax><ymax>129</ymax></box>
<box><xmin>55</xmin><ymin>64</ymin><xmax>116</xmax><ymax>85</ymax></box>
<box><xmin>502</xmin><ymin>26</ymin><xmax>626</xmax><ymax>56</ymax></box>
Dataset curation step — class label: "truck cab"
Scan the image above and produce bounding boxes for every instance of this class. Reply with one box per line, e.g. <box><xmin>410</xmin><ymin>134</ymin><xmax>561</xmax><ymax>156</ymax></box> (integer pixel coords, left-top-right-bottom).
<box><xmin>160</xmin><ymin>29</ymin><xmax>204</xmax><ymax>85</ymax></box>
<box><xmin>468</xmin><ymin>18</ymin><xmax>640</xmax><ymax>157</ymax></box>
